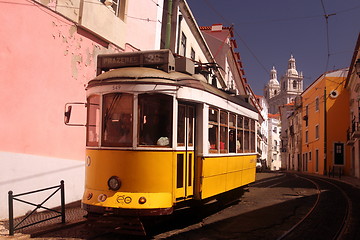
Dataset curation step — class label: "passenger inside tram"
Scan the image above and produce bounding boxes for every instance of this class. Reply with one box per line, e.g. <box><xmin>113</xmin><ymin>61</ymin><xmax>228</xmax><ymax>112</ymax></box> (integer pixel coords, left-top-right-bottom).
<box><xmin>138</xmin><ymin>93</ymin><xmax>172</xmax><ymax>147</ymax></box>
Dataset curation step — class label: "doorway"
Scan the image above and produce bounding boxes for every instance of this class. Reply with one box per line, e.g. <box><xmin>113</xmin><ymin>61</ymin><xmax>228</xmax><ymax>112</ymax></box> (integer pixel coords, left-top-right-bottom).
<box><xmin>175</xmin><ymin>104</ymin><xmax>195</xmax><ymax>200</ymax></box>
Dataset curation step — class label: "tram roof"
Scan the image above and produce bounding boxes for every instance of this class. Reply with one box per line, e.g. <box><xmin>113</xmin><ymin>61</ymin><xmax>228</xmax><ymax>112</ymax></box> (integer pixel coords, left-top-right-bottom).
<box><xmin>88</xmin><ymin>67</ymin><xmax>257</xmax><ymax>113</ymax></box>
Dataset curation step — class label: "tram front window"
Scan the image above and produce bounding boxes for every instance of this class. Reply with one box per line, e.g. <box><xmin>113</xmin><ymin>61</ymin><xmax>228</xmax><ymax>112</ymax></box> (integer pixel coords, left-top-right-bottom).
<box><xmin>138</xmin><ymin>93</ymin><xmax>172</xmax><ymax>147</ymax></box>
<box><xmin>87</xmin><ymin>95</ymin><xmax>100</xmax><ymax>147</ymax></box>
<box><xmin>102</xmin><ymin>93</ymin><xmax>133</xmax><ymax>147</ymax></box>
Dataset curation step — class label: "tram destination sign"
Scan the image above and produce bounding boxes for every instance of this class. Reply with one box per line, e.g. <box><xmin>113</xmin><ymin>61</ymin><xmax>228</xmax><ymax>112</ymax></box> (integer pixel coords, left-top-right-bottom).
<box><xmin>97</xmin><ymin>49</ymin><xmax>175</xmax><ymax>75</ymax></box>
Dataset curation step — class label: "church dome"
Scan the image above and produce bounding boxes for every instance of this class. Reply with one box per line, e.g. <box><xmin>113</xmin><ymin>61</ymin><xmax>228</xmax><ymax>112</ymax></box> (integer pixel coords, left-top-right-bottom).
<box><xmin>269</xmin><ymin>66</ymin><xmax>279</xmax><ymax>85</ymax></box>
<box><xmin>269</xmin><ymin>78</ymin><xmax>279</xmax><ymax>85</ymax></box>
<box><xmin>287</xmin><ymin>68</ymin><xmax>298</xmax><ymax>76</ymax></box>
<box><xmin>287</xmin><ymin>55</ymin><xmax>298</xmax><ymax>76</ymax></box>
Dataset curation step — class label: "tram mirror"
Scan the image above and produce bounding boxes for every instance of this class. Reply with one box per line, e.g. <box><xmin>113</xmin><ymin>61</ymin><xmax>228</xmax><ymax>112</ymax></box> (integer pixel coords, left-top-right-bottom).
<box><xmin>64</xmin><ymin>102</ymin><xmax>86</xmax><ymax>126</ymax></box>
<box><xmin>64</xmin><ymin>106</ymin><xmax>72</xmax><ymax>124</ymax></box>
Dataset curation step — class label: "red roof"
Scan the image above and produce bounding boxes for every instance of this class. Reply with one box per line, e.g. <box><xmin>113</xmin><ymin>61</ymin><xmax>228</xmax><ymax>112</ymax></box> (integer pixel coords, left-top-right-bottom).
<box><xmin>268</xmin><ymin>113</ymin><xmax>280</xmax><ymax>119</ymax></box>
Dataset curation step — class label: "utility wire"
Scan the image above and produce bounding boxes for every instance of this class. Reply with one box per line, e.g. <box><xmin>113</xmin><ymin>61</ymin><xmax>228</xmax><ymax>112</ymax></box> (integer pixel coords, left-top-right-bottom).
<box><xmin>202</xmin><ymin>0</ymin><xmax>269</xmax><ymax>76</ymax></box>
<box><xmin>320</xmin><ymin>0</ymin><xmax>336</xmax><ymax>73</ymax></box>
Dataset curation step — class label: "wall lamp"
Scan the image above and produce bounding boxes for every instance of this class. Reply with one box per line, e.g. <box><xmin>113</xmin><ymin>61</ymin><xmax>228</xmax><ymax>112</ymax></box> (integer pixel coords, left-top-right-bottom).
<box><xmin>356</xmin><ymin>58</ymin><xmax>360</xmax><ymax>77</ymax></box>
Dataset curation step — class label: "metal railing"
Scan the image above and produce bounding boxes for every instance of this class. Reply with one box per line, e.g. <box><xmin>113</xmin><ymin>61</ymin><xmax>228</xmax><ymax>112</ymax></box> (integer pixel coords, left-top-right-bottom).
<box><xmin>328</xmin><ymin>166</ymin><xmax>342</xmax><ymax>179</ymax></box>
<box><xmin>8</xmin><ymin>180</ymin><xmax>65</xmax><ymax>235</ymax></box>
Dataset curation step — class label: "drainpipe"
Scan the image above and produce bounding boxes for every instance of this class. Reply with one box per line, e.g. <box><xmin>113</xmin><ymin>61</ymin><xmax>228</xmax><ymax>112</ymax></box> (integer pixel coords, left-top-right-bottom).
<box><xmin>324</xmin><ymin>86</ymin><xmax>327</xmax><ymax>175</ymax></box>
<box><xmin>165</xmin><ymin>0</ymin><xmax>173</xmax><ymax>49</ymax></box>
<box><xmin>79</xmin><ymin>0</ymin><xmax>84</xmax><ymax>25</ymax></box>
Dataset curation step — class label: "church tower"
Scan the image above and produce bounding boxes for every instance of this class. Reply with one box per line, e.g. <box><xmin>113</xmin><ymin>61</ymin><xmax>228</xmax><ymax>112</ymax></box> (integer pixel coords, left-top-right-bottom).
<box><xmin>264</xmin><ymin>55</ymin><xmax>304</xmax><ymax>114</ymax></box>
<box><xmin>280</xmin><ymin>55</ymin><xmax>303</xmax><ymax>103</ymax></box>
<box><xmin>264</xmin><ymin>66</ymin><xmax>280</xmax><ymax>101</ymax></box>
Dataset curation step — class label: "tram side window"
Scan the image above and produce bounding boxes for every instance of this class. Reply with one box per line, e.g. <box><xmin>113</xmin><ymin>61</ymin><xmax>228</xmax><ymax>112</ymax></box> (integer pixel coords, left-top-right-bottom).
<box><xmin>244</xmin><ymin>117</ymin><xmax>250</xmax><ymax>152</ymax></box>
<box><xmin>208</xmin><ymin>108</ymin><xmax>218</xmax><ymax>153</ymax></box>
<box><xmin>87</xmin><ymin>95</ymin><xmax>100</xmax><ymax>147</ymax></box>
<box><xmin>250</xmin><ymin>119</ymin><xmax>256</xmax><ymax>152</ymax></box>
<box><xmin>102</xmin><ymin>93</ymin><xmax>133</xmax><ymax>147</ymax></box>
<box><xmin>177</xmin><ymin>105</ymin><xmax>186</xmax><ymax>146</ymax></box>
<box><xmin>188</xmin><ymin>107</ymin><xmax>194</xmax><ymax>146</ymax></box>
<box><xmin>178</xmin><ymin>105</ymin><xmax>195</xmax><ymax>147</ymax></box>
<box><xmin>237</xmin><ymin>116</ymin><xmax>244</xmax><ymax>153</ymax></box>
<box><xmin>138</xmin><ymin>94</ymin><xmax>172</xmax><ymax>147</ymax></box>
<box><xmin>220</xmin><ymin>111</ymin><xmax>228</xmax><ymax>153</ymax></box>
<box><xmin>229</xmin><ymin>114</ymin><xmax>236</xmax><ymax>153</ymax></box>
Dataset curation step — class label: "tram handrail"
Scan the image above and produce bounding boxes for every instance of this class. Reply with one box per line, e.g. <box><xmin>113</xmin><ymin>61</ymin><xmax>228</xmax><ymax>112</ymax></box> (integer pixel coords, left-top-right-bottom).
<box><xmin>8</xmin><ymin>180</ymin><xmax>65</xmax><ymax>236</ymax></box>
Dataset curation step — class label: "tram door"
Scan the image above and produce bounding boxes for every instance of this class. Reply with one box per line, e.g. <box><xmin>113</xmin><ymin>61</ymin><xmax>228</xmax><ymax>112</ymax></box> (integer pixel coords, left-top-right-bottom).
<box><xmin>175</xmin><ymin>104</ymin><xmax>195</xmax><ymax>200</ymax></box>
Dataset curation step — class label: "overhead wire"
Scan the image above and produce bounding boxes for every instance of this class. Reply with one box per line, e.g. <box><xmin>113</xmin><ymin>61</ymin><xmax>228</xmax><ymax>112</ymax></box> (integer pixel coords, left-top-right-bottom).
<box><xmin>202</xmin><ymin>0</ymin><xmax>269</xmax><ymax>76</ymax></box>
<box><xmin>320</xmin><ymin>0</ymin><xmax>331</xmax><ymax>72</ymax></box>
<box><xmin>197</xmin><ymin>0</ymin><xmax>357</xmax><ymax>89</ymax></box>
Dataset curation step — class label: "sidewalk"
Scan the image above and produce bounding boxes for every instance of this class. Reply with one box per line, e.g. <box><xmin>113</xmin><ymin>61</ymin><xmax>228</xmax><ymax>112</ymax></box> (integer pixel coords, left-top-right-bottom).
<box><xmin>325</xmin><ymin>174</ymin><xmax>360</xmax><ymax>188</ymax></box>
<box><xmin>0</xmin><ymin>201</ymin><xmax>87</xmax><ymax>239</ymax></box>
<box><xmin>282</xmin><ymin>170</ymin><xmax>360</xmax><ymax>189</ymax></box>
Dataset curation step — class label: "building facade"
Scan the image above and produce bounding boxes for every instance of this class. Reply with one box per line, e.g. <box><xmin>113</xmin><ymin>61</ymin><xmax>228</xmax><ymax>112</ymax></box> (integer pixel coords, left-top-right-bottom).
<box><xmin>256</xmin><ymin>96</ymin><xmax>269</xmax><ymax>168</ymax></box>
<box><xmin>268</xmin><ymin>114</ymin><xmax>282</xmax><ymax>170</ymax></box>
<box><xmin>345</xmin><ymin>33</ymin><xmax>360</xmax><ymax>179</ymax></box>
<box><xmin>199</xmin><ymin>24</ymin><xmax>248</xmax><ymax>95</ymax></box>
<box><xmin>286</xmin><ymin>98</ymin><xmax>302</xmax><ymax>171</ymax></box>
<box><xmin>301</xmin><ymin>69</ymin><xmax>350</xmax><ymax>175</ymax></box>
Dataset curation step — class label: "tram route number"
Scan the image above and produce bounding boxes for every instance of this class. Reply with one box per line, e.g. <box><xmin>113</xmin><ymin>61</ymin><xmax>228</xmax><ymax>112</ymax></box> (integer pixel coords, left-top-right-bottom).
<box><xmin>117</xmin><ymin>195</ymin><xmax>132</xmax><ymax>204</ymax></box>
<box><xmin>144</xmin><ymin>53</ymin><xmax>164</xmax><ymax>63</ymax></box>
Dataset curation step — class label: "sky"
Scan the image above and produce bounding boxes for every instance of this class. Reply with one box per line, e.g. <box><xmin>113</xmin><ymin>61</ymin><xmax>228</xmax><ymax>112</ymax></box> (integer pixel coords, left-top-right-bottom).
<box><xmin>186</xmin><ymin>0</ymin><xmax>360</xmax><ymax>95</ymax></box>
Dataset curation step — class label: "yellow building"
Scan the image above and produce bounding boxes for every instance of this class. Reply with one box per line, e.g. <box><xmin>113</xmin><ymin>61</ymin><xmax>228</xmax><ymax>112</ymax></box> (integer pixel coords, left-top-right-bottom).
<box><xmin>301</xmin><ymin>69</ymin><xmax>350</xmax><ymax>175</ymax></box>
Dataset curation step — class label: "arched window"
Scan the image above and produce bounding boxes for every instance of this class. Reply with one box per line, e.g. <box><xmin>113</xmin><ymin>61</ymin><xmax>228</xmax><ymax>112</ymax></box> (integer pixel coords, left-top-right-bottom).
<box><xmin>293</xmin><ymin>80</ymin><xmax>297</xmax><ymax>89</ymax></box>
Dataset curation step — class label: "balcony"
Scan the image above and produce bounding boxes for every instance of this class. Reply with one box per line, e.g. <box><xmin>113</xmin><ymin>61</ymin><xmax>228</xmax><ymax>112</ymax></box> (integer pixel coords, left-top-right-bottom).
<box><xmin>351</xmin><ymin>121</ymin><xmax>360</xmax><ymax>138</ymax></box>
<box><xmin>347</xmin><ymin>128</ymin><xmax>355</xmax><ymax>145</ymax></box>
<box><xmin>347</xmin><ymin>122</ymin><xmax>360</xmax><ymax>145</ymax></box>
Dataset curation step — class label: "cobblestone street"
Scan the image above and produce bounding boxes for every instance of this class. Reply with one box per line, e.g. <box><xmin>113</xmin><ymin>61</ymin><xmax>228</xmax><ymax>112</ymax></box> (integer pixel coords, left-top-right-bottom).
<box><xmin>1</xmin><ymin>171</ymin><xmax>359</xmax><ymax>239</ymax></box>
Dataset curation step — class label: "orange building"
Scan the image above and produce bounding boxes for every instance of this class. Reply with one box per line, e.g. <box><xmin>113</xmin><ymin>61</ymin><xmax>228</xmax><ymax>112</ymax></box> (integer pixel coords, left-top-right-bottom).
<box><xmin>301</xmin><ymin>69</ymin><xmax>350</xmax><ymax>175</ymax></box>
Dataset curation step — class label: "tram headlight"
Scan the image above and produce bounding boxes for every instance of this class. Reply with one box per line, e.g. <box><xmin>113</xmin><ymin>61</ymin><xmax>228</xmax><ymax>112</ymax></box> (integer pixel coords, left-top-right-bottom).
<box><xmin>108</xmin><ymin>176</ymin><xmax>121</xmax><ymax>191</ymax></box>
<box><xmin>138</xmin><ymin>197</ymin><xmax>147</xmax><ymax>204</ymax></box>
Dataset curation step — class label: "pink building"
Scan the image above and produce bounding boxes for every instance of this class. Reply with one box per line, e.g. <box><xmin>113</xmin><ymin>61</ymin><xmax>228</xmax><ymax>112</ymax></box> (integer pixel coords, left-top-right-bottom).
<box><xmin>0</xmin><ymin>0</ymin><xmax>163</xmax><ymax>219</ymax></box>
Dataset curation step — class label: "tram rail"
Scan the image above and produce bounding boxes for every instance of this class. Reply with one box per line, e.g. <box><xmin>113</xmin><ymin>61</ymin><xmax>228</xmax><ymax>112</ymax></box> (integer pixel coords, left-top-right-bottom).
<box><xmin>277</xmin><ymin>174</ymin><xmax>352</xmax><ymax>240</ymax></box>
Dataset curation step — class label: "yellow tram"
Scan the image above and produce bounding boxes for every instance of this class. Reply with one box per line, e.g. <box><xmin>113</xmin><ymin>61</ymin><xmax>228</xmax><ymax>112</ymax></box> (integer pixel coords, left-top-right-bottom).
<box><xmin>77</xmin><ymin>50</ymin><xmax>258</xmax><ymax>216</ymax></box>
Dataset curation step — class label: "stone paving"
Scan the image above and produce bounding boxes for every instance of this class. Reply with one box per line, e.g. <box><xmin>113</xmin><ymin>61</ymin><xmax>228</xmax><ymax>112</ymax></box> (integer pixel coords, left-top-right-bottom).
<box><xmin>1</xmin><ymin>171</ymin><xmax>359</xmax><ymax>239</ymax></box>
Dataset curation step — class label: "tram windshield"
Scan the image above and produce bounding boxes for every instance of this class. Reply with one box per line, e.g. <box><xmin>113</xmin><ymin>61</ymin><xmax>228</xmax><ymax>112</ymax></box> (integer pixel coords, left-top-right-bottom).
<box><xmin>86</xmin><ymin>93</ymin><xmax>173</xmax><ymax>148</ymax></box>
<box><xmin>138</xmin><ymin>93</ymin><xmax>172</xmax><ymax>147</ymax></box>
<box><xmin>102</xmin><ymin>93</ymin><xmax>133</xmax><ymax>147</ymax></box>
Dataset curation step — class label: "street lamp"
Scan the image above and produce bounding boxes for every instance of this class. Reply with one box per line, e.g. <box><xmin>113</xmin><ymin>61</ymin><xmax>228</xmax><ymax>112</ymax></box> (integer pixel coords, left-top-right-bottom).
<box><xmin>356</xmin><ymin>58</ymin><xmax>360</xmax><ymax>77</ymax></box>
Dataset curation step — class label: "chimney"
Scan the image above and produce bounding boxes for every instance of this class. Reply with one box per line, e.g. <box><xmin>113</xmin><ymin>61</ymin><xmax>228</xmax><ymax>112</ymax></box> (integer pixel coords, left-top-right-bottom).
<box><xmin>211</xmin><ymin>24</ymin><xmax>223</xmax><ymax>32</ymax></box>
